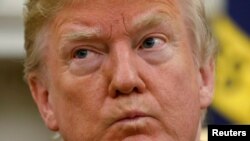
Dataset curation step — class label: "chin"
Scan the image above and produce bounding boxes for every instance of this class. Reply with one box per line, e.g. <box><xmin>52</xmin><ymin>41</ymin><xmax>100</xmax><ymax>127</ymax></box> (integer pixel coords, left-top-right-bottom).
<box><xmin>117</xmin><ymin>135</ymin><xmax>157</xmax><ymax>141</ymax></box>
<box><xmin>97</xmin><ymin>118</ymin><xmax>176</xmax><ymax>141</ymax></box>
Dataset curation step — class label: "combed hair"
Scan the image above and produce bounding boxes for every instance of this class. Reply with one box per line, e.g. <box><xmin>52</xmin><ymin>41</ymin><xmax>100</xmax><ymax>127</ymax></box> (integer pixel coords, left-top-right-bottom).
<box><xmin>179</xmin><ymin>0</ymin><xmax>217</xmax><ymax>66</ymax></box>
<box><xmin>23</xmin><ymin>0</ymin><xmax>217</xmax><ymax>79</ymax></box>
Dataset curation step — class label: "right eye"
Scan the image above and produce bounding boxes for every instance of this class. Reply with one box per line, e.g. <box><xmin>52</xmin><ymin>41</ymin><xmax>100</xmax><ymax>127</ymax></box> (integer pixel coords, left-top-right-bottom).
<box><xmin>141</xmin><ymin>37</ymin><xmax>164</xmax><ymax>49</ymax></box>
<box><xmin>68</xmin><ymin>46</ymin><xmax>104</xmax><ymax>76</ymax></box>
<box><xmin>73</xmin><ymin>49</ymin><xmax>89</xmax><ymax>59</ymax></box>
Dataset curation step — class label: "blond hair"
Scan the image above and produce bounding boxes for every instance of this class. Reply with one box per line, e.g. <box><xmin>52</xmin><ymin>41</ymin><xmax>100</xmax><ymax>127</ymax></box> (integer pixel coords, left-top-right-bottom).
<box><xmin>23</xmin><ymin>0</ymin><xmax>216</xmax><ymax>79</ymax></box>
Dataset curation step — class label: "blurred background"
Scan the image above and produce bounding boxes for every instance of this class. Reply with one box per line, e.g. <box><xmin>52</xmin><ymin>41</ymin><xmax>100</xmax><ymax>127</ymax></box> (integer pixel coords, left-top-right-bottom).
<box><xmin>205</xmin><ymin>0</ymin><xmax>250</xmax><ymax>125</ymax></box>
<box><xmin>0</xmin><ymin>0</ymin><xmax>249</xmax><ymax>141</ymax></box>
<box><xmin>0</xmin><ymin>0</ymin><xmax>57</xmax><ymax>141</ymax></box>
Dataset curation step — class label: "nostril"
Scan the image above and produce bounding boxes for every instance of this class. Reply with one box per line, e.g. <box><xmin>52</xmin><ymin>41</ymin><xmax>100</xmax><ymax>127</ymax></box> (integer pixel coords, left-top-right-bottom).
<box><xmin>133</xmin><ymin>87</ymin><xmax>140</xmax><ymax>93</ymax></box>
<box><xmin>115</xmin><ymin>88</ymin><xmax>132</xmax><ymax>96</ymax></box>
<box><xmin>114</xmin><ymin>87</ymin><xmax>141</xmax><ymax>97</ymax></box>
<box><xmin>115</xmin><ymin>90</ymin><xmax>123</xmax><ymax>97</ymax></box>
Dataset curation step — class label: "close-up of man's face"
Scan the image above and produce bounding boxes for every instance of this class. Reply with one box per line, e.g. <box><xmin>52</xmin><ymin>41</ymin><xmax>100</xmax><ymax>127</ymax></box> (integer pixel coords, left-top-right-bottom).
<box><xmin>27</xmin><ymin>0</ymin><xmax>214</xmax><ymax>141</ymax></box>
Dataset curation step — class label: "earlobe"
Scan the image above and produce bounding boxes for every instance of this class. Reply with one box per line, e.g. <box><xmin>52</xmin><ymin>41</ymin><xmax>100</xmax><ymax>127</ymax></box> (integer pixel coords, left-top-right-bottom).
<box><xmin>28</xmin><ymin>73</ymin><xmax>59</xmax><ymax>131</ymax></box>
<box><xmin>199</xmin><ymin>59</ymin><xmax>215</xmax><ymax>109</ymax></box>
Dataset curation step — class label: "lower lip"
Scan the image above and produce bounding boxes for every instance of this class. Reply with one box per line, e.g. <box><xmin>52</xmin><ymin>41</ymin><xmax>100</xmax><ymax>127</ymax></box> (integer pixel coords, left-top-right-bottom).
<box><xmin>120</xmin><ymin>116</ymin><xmax>147</xmax><ymax>122</ymax></box>
<box><xmin>110</xmin><ymin>116</ymin><xmax>155</xmax><ymax>133</ymax></box>
<box><xmin>115</xmin><ymin>116</ymin><xmax>153</xmax><ymax>125</ymax></box>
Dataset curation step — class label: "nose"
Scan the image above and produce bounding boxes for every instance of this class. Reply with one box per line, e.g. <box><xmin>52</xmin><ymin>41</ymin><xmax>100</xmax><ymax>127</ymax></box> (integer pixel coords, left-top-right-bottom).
<box><xmin>105</xmin><ymin>43</ymin><xmax>146</xmax><ymax>98</ymax></box>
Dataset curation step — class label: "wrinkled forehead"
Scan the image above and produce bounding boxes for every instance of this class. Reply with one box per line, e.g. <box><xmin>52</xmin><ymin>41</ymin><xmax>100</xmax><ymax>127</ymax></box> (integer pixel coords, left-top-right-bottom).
<box><xmin>61</xmin><ymin>0</ymin><xmax>180</xmax><ymax>10</ymax></box>
<box><xmin>49</xmin><ymin>0</ymin><xmax>183</xmax><ymax>35</ymax></box>
<box><xmin>54</xmin><ymin>0</ymin><xmax>181</xmax><ymax>21</ymax></box>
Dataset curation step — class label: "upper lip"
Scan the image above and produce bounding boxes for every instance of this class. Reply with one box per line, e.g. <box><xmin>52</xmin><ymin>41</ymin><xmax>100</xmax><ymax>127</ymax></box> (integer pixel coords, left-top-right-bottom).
<box><xmin>114</xmin><ymin>110</ymin><xmax>152</xmax><ymax>123</ymax></box>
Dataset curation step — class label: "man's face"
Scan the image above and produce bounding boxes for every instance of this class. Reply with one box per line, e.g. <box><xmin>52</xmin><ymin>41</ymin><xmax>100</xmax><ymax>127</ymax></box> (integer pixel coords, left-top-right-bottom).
<box><xmin>29</xmin><ymin>0</ymin><xmax>214</xmax><ymax>141</ymax></box>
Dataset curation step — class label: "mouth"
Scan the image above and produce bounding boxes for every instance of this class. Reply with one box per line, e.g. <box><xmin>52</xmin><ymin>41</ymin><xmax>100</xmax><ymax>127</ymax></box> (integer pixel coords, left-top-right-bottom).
<box><xmin>104</xmin><ymin>110</ymin><xmax>159</xmax><ymax>139</ymax></box>
<box><xmin>114</xmin><ymin>111</ymin><xmax>153</xmax><ymax>124</ymax></box>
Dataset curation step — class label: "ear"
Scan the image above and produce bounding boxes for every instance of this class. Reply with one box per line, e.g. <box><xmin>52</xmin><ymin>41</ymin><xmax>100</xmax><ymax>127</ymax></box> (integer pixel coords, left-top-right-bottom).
<box><xmin>27</xmin><ymin>73</ymin><xmax>59</xmax><ymax>131</ymax></box>
<box><xmin>199</xmin><ymin>58</ymin><xmax>215</xmax><ymax>109</ymax></box>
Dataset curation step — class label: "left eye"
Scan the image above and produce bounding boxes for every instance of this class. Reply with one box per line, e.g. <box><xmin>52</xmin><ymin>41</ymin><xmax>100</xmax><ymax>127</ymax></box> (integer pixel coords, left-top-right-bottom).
<box><xmin>73</xmin><ymin>49</ymin><xmax>89</xmax><ymax>59</ymax></box>
<box><xmin>141</xmin><ymin>37</ymin><xmax>165</xmax><ymax>49</ymax></box>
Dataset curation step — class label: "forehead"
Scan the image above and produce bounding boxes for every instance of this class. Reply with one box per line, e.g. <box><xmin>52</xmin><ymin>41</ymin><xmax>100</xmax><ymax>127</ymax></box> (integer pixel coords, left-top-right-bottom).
<box><xmin>61</xmin><ymin>0</ymin><xmax>180</xmax><ymax>12</ymax></box>
<box><xmin>49</xmin><ymin>0</ymin><xmax>183</xmax><ymax>42</ymax></box>
<box><xmin>53</xmin><ymin>0</ymin><xmax>181</xmax><ymax>24</ymax></box>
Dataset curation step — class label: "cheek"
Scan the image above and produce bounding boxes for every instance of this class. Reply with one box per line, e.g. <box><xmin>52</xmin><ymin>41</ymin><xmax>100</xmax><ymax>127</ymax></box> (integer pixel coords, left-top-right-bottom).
<box><xmin>156</xmin><ymin>63</ymin><xmax>200</xmax><ymax>115</ymax></box>
<box><xmin>48</xmin><ymin>71</ymin><xmax>108</xmax><ymax>137</ymax></box>
<box><xmin>150</xmin><ymin>52</ymin><xmax>199</xmax><ymax>103</ymax></box>
<box><xmin>52</xmin><ymin>72</ymin><xmax>106</xmax><ymax>114</ymax></box>
<box><xmin>146</xmin><ymin>56</ymin><xmax>201</xmax><ymax>139</ymax></box>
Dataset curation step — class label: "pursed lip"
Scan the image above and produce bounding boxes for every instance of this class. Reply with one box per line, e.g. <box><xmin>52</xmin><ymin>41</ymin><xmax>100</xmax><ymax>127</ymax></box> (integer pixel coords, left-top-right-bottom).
<box><xmin>113</xmin><ymin>110</ymin><xmax>153</xmax><ymax>124</ymax></box>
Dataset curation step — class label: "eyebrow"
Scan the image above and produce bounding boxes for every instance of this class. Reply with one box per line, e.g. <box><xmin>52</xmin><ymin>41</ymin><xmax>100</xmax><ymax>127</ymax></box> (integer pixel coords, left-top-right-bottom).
<box><xmin>59</xmin><ymin>26</ymin><xmax>103</xmax><ymax>56</ymax></box>
<box><xmin>62</xmin><ymin>26</ymin><xmax>102</xmax><ymax>41</ymax></box>
<box><xmin>130</xmin><ymin>10</ymin><xmax>173</xmax><ymax>32</ymax></box>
